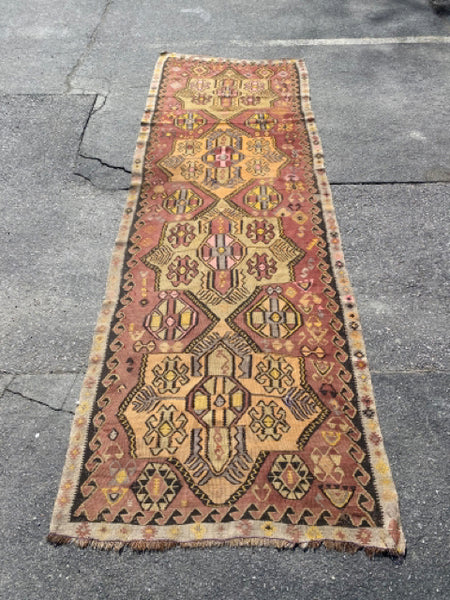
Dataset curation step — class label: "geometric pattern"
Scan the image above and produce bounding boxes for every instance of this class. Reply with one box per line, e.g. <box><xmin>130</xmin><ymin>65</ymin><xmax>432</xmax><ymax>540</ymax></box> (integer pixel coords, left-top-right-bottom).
<box><xmin>158</xmin><ymin>122</ymin><xmax>288</xmax><ymax>200</ymax></box>
<box><xmin>249</xmin><ymin>400</ymin><xmax>290</xmax><ymax>441</ymax></box>
<box><xmin>245</xmin><ymin>287</ymin><xmax>302</xmax><ymax>339</ymax></box>
<box><xmin>144</xmin><ymin>292</ymin><xmax>197</xmax><ymax>341</ymax></box>
<box><xmin>142</xmin><ymin>210</ymin><xmax>304</xmax><ymax>307</ymax></box>
<box><xmin>175</xmin><ymin>66</ymin><xmax>278</xmax><ymax>119</ymax></box>
<box><xmin>49</xmin><ymin>54</ymin><xmax>405</xmax><ymax>556</ymax></box>
<box><xmin>144</xmin><ymin>403</ymin><xmax>188</xmax><ymax>455</ymax></box>
<box><xmin>268</xmin><ymin>454</ymin><xmax>314</xmax><ymax>500</ymax></box>
<box><xmin>131</xmin><ymin>463</ymin><xmax>181</xmax><ymax>511</ymax></box>
<box><xmin>245</xmin><ymin>184</ymin><xmax>282</xmax><ymax>211</ymax></box>
<box><xmin>163</xmin><ymin>188</ymin><xmax>203</xmax><ymax>215</ymax></box>
<box><xmin>117</xmin><ymin>345</ymin><xmax>329</xmax><ymax>505</ymax></box>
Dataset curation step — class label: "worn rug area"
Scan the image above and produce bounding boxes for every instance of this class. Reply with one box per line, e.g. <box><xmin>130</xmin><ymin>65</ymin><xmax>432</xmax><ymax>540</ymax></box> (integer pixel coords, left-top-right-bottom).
<box><xmin>49</xmin><ymin>54</ymin><xmax>405</xmax><ymax>555</ymax></box>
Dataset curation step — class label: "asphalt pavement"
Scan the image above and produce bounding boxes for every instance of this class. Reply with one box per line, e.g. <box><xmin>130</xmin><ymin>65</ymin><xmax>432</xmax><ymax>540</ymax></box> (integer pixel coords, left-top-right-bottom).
<box><xmin>0</xmin><ymin>1</ymin><xmax>449</xmax><ymax>599</ymax></box>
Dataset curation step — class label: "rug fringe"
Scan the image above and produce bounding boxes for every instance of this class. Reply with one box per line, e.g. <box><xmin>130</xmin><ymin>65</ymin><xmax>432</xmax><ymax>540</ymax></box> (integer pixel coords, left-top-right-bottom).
<box><xmin>47</xmin><ymin>533</ymin><xmax>404</xmax><ymax>558</ymax></box>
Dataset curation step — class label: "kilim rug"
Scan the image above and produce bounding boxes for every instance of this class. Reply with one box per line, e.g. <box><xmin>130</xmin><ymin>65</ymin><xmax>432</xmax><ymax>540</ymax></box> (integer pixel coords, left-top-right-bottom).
<box><xmin>49</xmin><ymin>53</ymin><xmax>405</xmax><ymax>556</ymax></box>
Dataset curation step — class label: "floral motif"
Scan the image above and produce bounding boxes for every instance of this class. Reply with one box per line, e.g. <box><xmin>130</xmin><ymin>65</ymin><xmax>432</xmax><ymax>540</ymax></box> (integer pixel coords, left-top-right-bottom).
<box><xmin>246</xmin><ymin>220</ymin><xmax>275</xmax><ymax>244</ymax></box>
<box><xmin>167</xmin><ymin>223</ymin><xmax>196</xmax><ymax>248</ymax></box>
<box><xmin>167</xmin><ymin>256</ymin><xmax>199</xmax><ymax>286</ymax></box>
<box><xmin>246</xmin><ymin>253</ymin><xmax>277</xmax><ymax>280</ymax></box>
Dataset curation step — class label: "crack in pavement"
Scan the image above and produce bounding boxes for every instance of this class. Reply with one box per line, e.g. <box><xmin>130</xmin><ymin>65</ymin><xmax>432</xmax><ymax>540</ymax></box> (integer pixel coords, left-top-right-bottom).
<box><xmin>91</xmin><ymin>93</ymin><xmax>108</xmax><ymax>115</ymax></box>
<box><xmin>78</xmin><ymin>153</ymin><xmax>131</xmax><ymax>174</ymax></box>
<box><xmin>74</xmin><ymin>170</ymin><xmax>130</xmax><ymax>191</ymax></box>
<box><xmin>65</xmin><ymin>0</ymin><xmax>114</xmax><ymax>93</ymax></box>
<box><xmin>75</xmin><ymin>93</ymin><xmax>127</xmax><ymax>167</ymax></box>
<box><xmin>76</xmin><ymin>93</ymin><xmax>98</xmax><ymax>155</ymax></box>
<box><xmin>5</xmin><ymin>388</ymin><xmax>75</xmax><ymax>415</ymax></box>
<box><xmin>74</xmin><ymin>93</ymin><xmax>131</xmax><ymax>190</ymax></box>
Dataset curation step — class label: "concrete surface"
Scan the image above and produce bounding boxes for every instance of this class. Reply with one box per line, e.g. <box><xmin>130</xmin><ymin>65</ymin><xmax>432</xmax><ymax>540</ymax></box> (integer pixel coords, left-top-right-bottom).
<box><xmin>0</xmin><ymin>0</ymin><xmax>449</xmax><ymax>599</ymax></box>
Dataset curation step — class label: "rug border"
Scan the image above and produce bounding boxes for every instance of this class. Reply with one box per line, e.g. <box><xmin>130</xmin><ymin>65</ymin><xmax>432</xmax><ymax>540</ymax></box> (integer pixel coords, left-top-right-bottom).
<box><xmin>48</xmin><ymin>53</ymin><xmax>405</xmax><ymax>556</ymax></box>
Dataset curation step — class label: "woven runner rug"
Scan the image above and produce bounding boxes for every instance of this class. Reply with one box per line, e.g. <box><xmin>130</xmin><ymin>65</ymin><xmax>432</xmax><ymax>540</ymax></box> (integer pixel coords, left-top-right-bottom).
<box><xmin>49</xmin><ymin>54</ymin><xmax>405</xmax><ymax>556</ymax></box>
